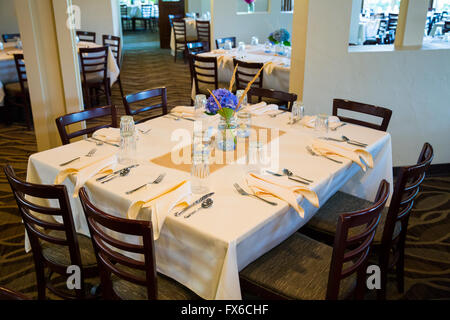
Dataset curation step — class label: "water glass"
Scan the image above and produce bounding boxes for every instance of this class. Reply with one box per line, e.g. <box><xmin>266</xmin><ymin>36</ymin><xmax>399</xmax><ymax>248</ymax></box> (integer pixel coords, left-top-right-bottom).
<box><xmin>251</xmin><ymin>36</ymin><xmax>259</xmax><ymax>46</ymax></box>
<box><xmin>237</xmin><ymin>42</ymin><xmax>246</xmax><ymax>58</ymax></box>
<box><xmin>237</xmin><ymin>112</ymin><xmax>251</xmax><ymax>138</ymax></box>
<box><xmin>191</xmin><ymin>131</ymin><xmax>211</xmax><ymax>194</ymax></box>
<box><xmin>224</xmin><ymin>40</ymin><xmax>232</xmax><ymax>50</ymax></box>
<box><xmin>264</xmin><ymin>41</ymin><xmax>273</xmax><ymax>53</ymax></box>
<box><xmin>315</xmin><ymin>114</ymin><xmax>329</xmax><ymax>136</ymax></box>
<box><xmin>0</xmin><ymin>42</ymin><xmax>3</xmax><ymax>51</ymax></box>
<box><xmin>275</xmin><ymin>44</ymin><xmax>285</xmax><ymax>56</ymax></box>
<box><xmin>195</xmin><ymin>94</ymin><xmax>207</xmax><ymax>117</ymax></box>
<box><xmin>119</xmin><ymin>116</ymin><xmax>137</xmax><ymax>165</ymax></box>
<box><xmin>291</xmin><ymin>101</ymin><xmax>304</xmax><ymax>123</ymax></box>
<box><xmin>236</xmin><ymin>90</ymin><xmax>247</xmax><ymax>107</ymax></box>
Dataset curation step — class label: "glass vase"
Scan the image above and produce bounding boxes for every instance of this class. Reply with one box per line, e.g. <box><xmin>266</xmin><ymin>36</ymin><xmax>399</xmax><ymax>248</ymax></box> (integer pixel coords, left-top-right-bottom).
<box><xmin>248</xmin><ymin>2</ymin><xmax>255</xmax><ymax>13</ymax></box>
<box><xmin>216</xmin><ymin>115</ymin><xmax>237</xmax><ymax>151</ymax></box>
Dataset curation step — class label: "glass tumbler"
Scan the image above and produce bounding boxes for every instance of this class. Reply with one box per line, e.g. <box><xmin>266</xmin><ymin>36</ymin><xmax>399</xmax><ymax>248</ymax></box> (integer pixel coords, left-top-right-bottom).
<box><xmin>291</xmin><ymin>101</ymin><xmax>304</xmax><ymax>124</ymax></box>
<box><xmin>251</xmin><ymin>36</ymin><xmax>259</xmax><ymax>46</ymax></box>
<box><xmin>191</xmin><ymin>131</ymin><xmax>211</xmax><ymax>194</ymax></box>
<box><xmin>236</xmin><ymin>90</ymin><xmax>248</xmax><ymax>107</ymax></box>
<box><xmin>264</xmin><ymin>41</ymin><xmax>273</xmax><ymax>53</ymax></box>
<box><xmin>195</xmin><ymin>94</ymin><xmax>207</xmax><ymax>118</ymax></box>
<box><xmin>119</xmin><ymin>116</ymin><xmax>137</xmax><ymax>165</ymax></box>
<box><xmin>315</xmin><ymin>114</ymin><xmax>329</xmax><ymax>136</ymax></box>
<box><xmin>237</xmin><ymin>112</ymin><xmax>252</xmax><ymax>138</ymax></box>
<box><xmin>224</xmin><ymin>40</ymin><xmax>232</xmax><ymax>50</ymax></box>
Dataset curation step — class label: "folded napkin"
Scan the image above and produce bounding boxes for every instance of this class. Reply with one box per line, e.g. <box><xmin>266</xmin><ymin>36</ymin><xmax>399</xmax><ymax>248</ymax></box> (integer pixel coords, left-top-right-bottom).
<box><xmin>93</xmin><ymin>127</ymin><xmax>121</xmax><ymax>143</ymax></box>
<box><xmin>55</xmin><ymin>152</ymin><xmax>117</xmax><ymax>197</ymax></box>
<box><xmin>127</xmin><ymin>180</ymin><xmax>192</xmax><ymax>240</ymax></box>
<box><xmin>246</xmin><ymin>172</ymin><xmax>319</xmax><ymax>218</ymax></box>
<box><xmin>212</xmin><ymin>49</ymin><xmax>226</xmax><ymax>54</ymax></box>
<box><xmin>244</xmin><ymin>102</ymin><xmax>279</xmax><ymax>116</ymax></box>
<box><xmin>311</xmin><ymin>139</ymin><xmax>374</xmax><ymax>172</ymax></box>
<box><xmin>300</xmin><ymin>115</ymin><xmax>342</xmax><ymax>130</ymax></box>
<box><xmin>6</xmin><ymin>50</ymin><xmax>23</xmax><ymax>56</ymax></box>
<box><xmin>264</xmin><ymin>61</ymin><xmax>284</xmax><ymax>75</ymax></box>
<box><xmin>171</xmin><ymin>106</ymin><xmax>196</xmax><ymax>118</ymax></box>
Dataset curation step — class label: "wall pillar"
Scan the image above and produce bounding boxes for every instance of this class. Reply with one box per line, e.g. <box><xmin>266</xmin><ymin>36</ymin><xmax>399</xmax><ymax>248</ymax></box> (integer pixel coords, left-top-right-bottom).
<box><xmin>395</xmin><ymin>0</ymin><xmax>429</xmax><ymax>49</ymax></box>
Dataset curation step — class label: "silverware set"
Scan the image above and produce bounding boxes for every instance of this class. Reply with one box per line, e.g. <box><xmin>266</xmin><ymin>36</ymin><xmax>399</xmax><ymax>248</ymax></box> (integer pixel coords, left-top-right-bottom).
<box><xmin>96</xmin><ymin>164</ymin><xmax>140</xmax><ymax>184</ymax></box>
<box><xmin>266</xmin><ymin>169</ymin><xmax>313</xmax><ymax>185</ymax></box>
<box><xmin>269</xmin><ymin>110</ymin><xmax>287</xmax><ymax>118</ymax></box>
<box><xmin>165</xmin><ymin>114</ymin><xmax>195</xmax><ymax>122</ymax></box>
<box><xmin>233</xmin><ymin>183</ymin><xmax>278</xmax><ymax>206</ymax></box>
<box><xmin>319</xmin><ymin>135</ymin><xmax>367</xmax><ymax>148</ymax></box>
<box><xmin>90</xmin><ymin>137</ymin><xmax>120</xmax><ymax>147</ymax></box>
<box><xmin>125</xmin><ymin>173</ymin><xmax>166</xmax><ymax>195</ymax></box>
<box><xmin>59</xmin><ymin>148</ymin><xmax>97</xmax><ymax>167</ymax></box>
<box><xmin>330</xmin><ymin>123</ymin><xmax>347</xmax><ymax>131</ymax></box>
<box><xmin>138</xmin><ymin>128</ymin><xmax>152</xmax><ymax>135</ymax></box>
<box><xmin>174</xmin><ymin>192</ymin><xmax>215</xmax><ymax>217</ymax></box>
<box><xmin>306</xmin><ymin>146</ymin><xmax>343</xmax><ymax>164</ymax></box>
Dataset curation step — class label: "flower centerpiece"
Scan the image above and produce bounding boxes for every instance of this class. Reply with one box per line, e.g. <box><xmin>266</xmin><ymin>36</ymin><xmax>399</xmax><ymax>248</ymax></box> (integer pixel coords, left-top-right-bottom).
<box><xmin>268</xmin><ymin>28</ymin><xmax>291</xmax><ymax>47</ymax></box>
<box><xmin>244</xmin><ymin>0</ymin><xmax>256</xmax><ymax>13</ymax></box>
<box><xmin>206</xmin><ymin>64</ymin><xmax>264</xmax><ymax>151</ymax></box>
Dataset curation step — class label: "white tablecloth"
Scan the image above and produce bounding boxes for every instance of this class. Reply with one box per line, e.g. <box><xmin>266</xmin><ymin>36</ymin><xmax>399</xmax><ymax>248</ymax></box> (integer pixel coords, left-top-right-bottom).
<box><xmin>25</xmin><ymin>113</ymin><xmax>393</xmax><ymax>300</ymax></box>
<box><xmin>127</xmin><ymin>4</ymin><xmax>142</xmax><ymax>18</ymax></box>
<box><xmin>170</xmin><ymin>18</ymin><xmax>198</xmax><ymax>55</ymax></box>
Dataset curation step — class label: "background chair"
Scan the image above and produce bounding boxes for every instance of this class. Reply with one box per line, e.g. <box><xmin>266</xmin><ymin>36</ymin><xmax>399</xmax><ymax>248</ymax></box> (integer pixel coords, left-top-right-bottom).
<box><xmin>189</xmin><ymin>55</ymin><xmax>229</xmax><ymax>99</ymax></box>
<box><xmin>55</xmin><ymin>105</ymin><xmax>117</xmax><ymax>145</ymax></box>
<box><xmin>76</xmin><ymin>31</ymin><xmax>96</xmax><ymax>43</ymax></box>
<box><xmin>2</xmin><ymin>33</ymin><xmax>21</xmax><ymax>43</ymax></box>
<box><xmin>4</xmin><ymin>165</ymin><xmax>99</xmax><ymax>300</ymax></box>
<box><xmin>123</xmin><ymin>87</ymin><xmax>168</xmax><ymax>124</ymax></box>
<box><xmin>247</xmin><ymin>88</ymin><xmax>297</xmax><ymax>111</ymax></box>
<box><xmin>140</xmin><ymin>4</ymin><xmax>153</xmax><ymax>31</ymax></box>
<box><xmin>240</xmin><ymin>180</ymin><xmax>390</xmax><ymax>300</ymax></box>
<box><xmin>4</xmin><ymin>54</ymin><xmax>33</xmax><ymax>130</ymax></box>
<box><xmin>79</xmin><ymin>46</ymin><xmax>111</xmax><ymax>108</ymax></box>
<box><xmin>102</xmin><ymin>35</ymin><xmax>124</xmax><ymax>99</ymax></box>
<box><xmin>168</xmin><ymin>14</ymin><xmax>184</xmax><ymax>28</ymax></box>
<box><xmin>0</xmin><ymin>287</ymin><xmax>30</xmax><ymax>300</ymax></box>
<box><xmin>196</xmin><ymin>20</ymin><xmax>211</xmax><ymax>52</ymax></box>
<box><xmin>216</xmin><ymin>37</ymin><xmax>236</xmax><ymax>49</ymax></box>
<box><xmin>172</xmin><ymin>18</ymin><xmax>197</xmax><ymax>62</ymax></box>
<box><xmin>303</xmin><ymin>143</ymin><xmax>433</xmax><ymax>299</ymax></box>
<box><xmin>186</xmin><ymin>41</ymin><xmax>209</xmax><ymax>55</ymax></box>
<box><xmin>332</xmin><ymin>99</ymin><xmax>392</xmax><ymax>132</ymax></box>
<box><xmin>233</xmin><ymin>59</ymin><xmax>264</xmax><ymax>91</ymax></box>
<box><xmin>79</xmin><ymin>188</ymin><xmax>199</xmax><ymax>300</ymax></box>
<box><xmin>120</xmin><ymin>4</ymin><xmax>132</xmax><ymax>31</ymax></box>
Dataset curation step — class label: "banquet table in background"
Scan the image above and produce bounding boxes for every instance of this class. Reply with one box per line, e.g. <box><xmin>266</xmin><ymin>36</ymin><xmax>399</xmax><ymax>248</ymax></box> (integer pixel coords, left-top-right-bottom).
<box><xmin>170</xmin><ymin>18</ymin><xmax>200</xmax><ymax>56</ymax></box>
<box><xmin>26</xmin><ymin>112</ymin><xmax>393</xmax><ymax>300</ymax></box>
<box><xmin>357</xmin><ymin>18</ymin><xmax>381</xmax><ymax>44</ymax></box>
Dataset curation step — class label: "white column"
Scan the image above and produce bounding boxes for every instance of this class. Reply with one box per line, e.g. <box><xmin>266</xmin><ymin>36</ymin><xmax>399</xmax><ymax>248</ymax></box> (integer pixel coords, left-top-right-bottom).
<box><xmin>395</xmin><ymin>0</ymin><xmax>429</xmax><ymax>49</ymax></box>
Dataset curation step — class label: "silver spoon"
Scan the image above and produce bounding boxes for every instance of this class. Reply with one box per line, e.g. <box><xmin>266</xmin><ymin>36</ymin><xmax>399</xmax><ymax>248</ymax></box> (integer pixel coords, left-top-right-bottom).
<box><xmin>282</xmin><ymin>169</ymin><xmax>313</xmax><ymax>184</ymax></box>
<box><xmin>184</xmin><ymin>198</ymin><xmax>213</xmax><ymax>219</ymax></box>
<box><xmin>101</xmin><ymin>168</ymin><xmax>130</xmax><ymax>184</ymax></box>
<box><xmin>87</xmin><ymin>138</ymin><xmax>104</xmax><ymax>146</ymax></box>
<box><xmin>341</xmin><ymin>136</ymin><xmax>368</xmax><ymax>147</ymax></box>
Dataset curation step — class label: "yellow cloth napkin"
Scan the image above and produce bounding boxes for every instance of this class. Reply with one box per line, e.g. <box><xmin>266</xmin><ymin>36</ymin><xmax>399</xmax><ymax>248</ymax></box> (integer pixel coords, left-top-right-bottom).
<box><xmin>300</xmin><ymin>115</ymin><xmax>342</xmax><ymax>130</ymax></box>
<box><xmin>246</xmin><ymin>172</ymin><xmax>319</xmax><ymax>218</ymax></box>
<box><xmin>244</xmin><ymin>102</ymin><xmax>279</xmax><ymax>116</ymax></box>
<box><xmin>55</xmin><ymin>152</ymin><xmax>117</xmax><ymax>197</ymax></box>
<box><xmin>311</xmin><ymin>139</ymin><xmax>374</xmax><ymax>172</ymax></box>
<box><xmin>127</xmin><ymin>180</ymin><xmax>192</xmax><ymax>240</ymax></box>
<box><xmin>212</xmin><ymin>49</ymin><xmax>226</xmax><ymax>54</ymax></box>
<box><xmin>93</xmin><ymin>127</ymin><xmax>121</xmax><ymax>143</ymax></box>
<box><xmin>264</xmin><ymin>61</ymin><xmax>284</xmax><ymax>74</ymax></box>
<box><xmin>171</xmin><ymin>106</ymin><xmax>195</xmax><ymax>117</ymax></box>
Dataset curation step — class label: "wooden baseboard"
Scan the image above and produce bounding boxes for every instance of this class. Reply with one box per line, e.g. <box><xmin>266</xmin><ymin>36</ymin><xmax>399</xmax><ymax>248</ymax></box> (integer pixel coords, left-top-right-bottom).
<box><xmin>393</xmin><ymin>163</ymin><xmax>450</xmax><ymax>178</ymax></box>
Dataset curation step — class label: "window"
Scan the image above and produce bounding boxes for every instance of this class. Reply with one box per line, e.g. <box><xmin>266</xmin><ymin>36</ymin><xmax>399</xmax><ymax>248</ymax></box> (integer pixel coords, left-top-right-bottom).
<box><xmin>362</xmin><ymin>0</ymin><xmax>401</xmax><ymax>15</ymax></box>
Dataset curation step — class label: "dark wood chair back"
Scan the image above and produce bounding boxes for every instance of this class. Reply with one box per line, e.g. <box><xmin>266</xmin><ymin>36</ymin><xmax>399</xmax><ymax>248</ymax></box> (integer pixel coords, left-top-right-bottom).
<box><xmin>55</xmin><ymin>105</ymin><xmax>118</xmax><ymax>145</ymax></box>
<box><xmin>13</xmin><ymin>54</ymin><xmax>28</xmax><ymax>100</ymax></box>
<box><xmin>172</xmin><ymin>18</ymin><xmax>187</xmax><ymax>44</ymax></box>
<box><xmin>168</xmin><ymin>14</ymin><xmax>184</xmax><ymax>28</ymax></box>
<box><xmin>2</xmin><ymin>33</ymin><xmax>21</xmax><ymax>42</ymax></box>
<box><xmin>76</xmin><ymin>31</ymin><xmax>96</xmax><ymax>43</ymax></box>
<box><xmin>3</xmin><ymin>165</ymin><xmax>87</xmax><ymax>299</ymax></box>
<box><xmin>381</xmin><ymin>143</ymin><xmax>433</xmax><ymax>259</ymax></box>
<box><xmin>123</xmin><ymin>87</ymin><xmax>168</xmax><ymax>124</ymax></box>
<box><xmin>79</xmin><ymin>46</ymin><xmax>109</xmax><ymax>85</ymax></box>
<box><xmin>327</xmin><ymin>180</ymin><xmax>390</xmax><ymax>300</ymax></box>
<box><xmin>141</xmin><ymin>4</ymin><xmax>152</xmax><ymax>18</ymax></box>
<box><xmin>189</xmin><ymin>55</ymin><xmax>219</xmax><ymax>95</ymax></box>
<box><xmin>374</xmin><ymin>13</ymin><xmax>385</xmax><ymax>19</ymax></box>
<box><xmin>216</xmin><ymin>37</ymin><xmax>236</xmax><ymax>49</ymax></box>
<box><xmin>120</xmin><ymin>4</ymin><xmax>128</xmax><ymax>17</ymax></box>
<box><xmin>102</xmin><ymin>35</ymin><xmax>121</xmax><ymax>67</ymax></box>
<box><xmin>196</xmin><ymin>20</ymin><xmax>211</xmax><ymax>51</ymax></box>
<box><xmin>79</xmin><ymin>188</ymin><xmax>158</xmax><ymax>300</ymax></box>
<box><xmin>332</xmin><ymin>99</ymin><xmax>392</xmax><ymax>132</ymax></box>
<box><xmin>0</xmin><ymin>287</ymin><xmax>30</xmax><ymax>300</ymax></box>
<box><xmin>233</xmin><ymin>59</ymin><xmax>264</xmax><ymax>91</ymax></box>
<box><xmin>186</xmin><ymin>41</ymin><xmax>208</xmax><ymax>55</ymax></box>
<box><xmin>247</xmin><ymin>88</ymin><xmax>297</xmax><ymax>111</ymax></box>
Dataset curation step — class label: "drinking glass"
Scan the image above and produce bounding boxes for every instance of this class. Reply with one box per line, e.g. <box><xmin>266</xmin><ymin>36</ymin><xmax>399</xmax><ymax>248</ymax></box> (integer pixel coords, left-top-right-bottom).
<box><xmin>195</xmin><ymin>94</ymin><xmax>207</xmax><ymax>118</ymax></box>
<box><xmin>237</xmin><ymin>112</ymin><xmax>251</xmax><ymax>138</ymax></box>
<box><xmin>237</xmin><ymin>42</ymin><xmax>246</xmax><ymax>58</ymax></box>
<box><xmin>276</xmin><ymin>43</ymin><xmax>285</xmax><ymax>56</ymax></box>
<box><xmin>224</xmin><ymin>40</ymin><xmax>232</xmax><ymax>50</ymax></box>
<box><xmin>315</xmin><ymin>114</ymin><xmax>329</xmax><ymax>136</ymax></box>
<box><xmin>264</xmin><ymin>41</ymin><xmax>273</xmax><ymax>53</ymax></box>
<box><xmin>236</xmin><ymin>90</ymin><xmax>247</xmax><ymax>107</ymax></box>
<box><xmin>291</xmin><ymin>101</ymin><xmax>304</xmax><ymax>124</ymax></box>
<box><xmin>251</xmin><ymin>36</ymin><xmax>259</xmax><ymax>46</ymax></box>
<box><xmin>191</xmin><ymin>130</ymin><xmax>211</xmax><ymax>194</ymax></box>
<box><xmin>119</xmin><ymin>116</ymin><xmax>137</xmax><ymax>165</ymax></box>
<box><xmin>0</xmin><ymin>42</ymin><xmax>3</xmax><ymax>51</ymax></box>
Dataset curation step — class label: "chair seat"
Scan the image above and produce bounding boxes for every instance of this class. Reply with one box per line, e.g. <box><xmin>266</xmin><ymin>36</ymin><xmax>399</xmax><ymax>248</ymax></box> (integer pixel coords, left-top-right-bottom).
<box><xmin>112</xmin><ymin>265</ymin><xmax>199</xmax><ymax>300</ymax></box>
<box><xmin>306</xmin><ymin>191</ymin><xmax>402</xmax><ymax>244</ymax></box>
<box><xmin>240</xmin><ymin>233</ymin><xmax>356</xmax><ymax>300</ymax></box>
<box><xmin>41</xmin><ymin>231</ymin><xmax>97</xmax><ymax>267</ymax></box>
<box><xmin>4</xmin><ymin>82</ymin><xmax>27</xmax><ymax>95</ymax></box>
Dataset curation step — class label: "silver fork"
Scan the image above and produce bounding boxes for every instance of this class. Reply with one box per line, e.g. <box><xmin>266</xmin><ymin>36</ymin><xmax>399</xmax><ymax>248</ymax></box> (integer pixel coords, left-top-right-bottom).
<box><xmin>59</xmin><ymin>148</ymin><xmax>97</xmax><ymax>167</ymax></box>
<box><xmin>306</xmin><ymin>146</ymin><xmax>343</xmax><ymax>164</ymax></box>
<box><xmin>125</xmin><ymin>173</ymin><xmax>166</xmax><ymax>195</ymax></box>
<box><xmin>233</xmin><ymin>183</ymin><xmax>277</xmax><ymax>206</ymax></box>
<box><xmin>86</xmin><ymin>148</ymin><xmax>97</xmax><ymax>157</ymax></box>
<box><xmin>269</xmin><ymin>111</ymin><xmax>287</xmax><ymax>118</ymax></box>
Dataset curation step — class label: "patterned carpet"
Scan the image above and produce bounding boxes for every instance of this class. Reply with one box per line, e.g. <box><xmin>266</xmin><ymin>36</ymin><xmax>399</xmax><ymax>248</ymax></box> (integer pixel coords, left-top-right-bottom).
<box><xmin>0</xmin><ymin>32</ymin><xmax>449</xmax><ymax>300</ymax></box>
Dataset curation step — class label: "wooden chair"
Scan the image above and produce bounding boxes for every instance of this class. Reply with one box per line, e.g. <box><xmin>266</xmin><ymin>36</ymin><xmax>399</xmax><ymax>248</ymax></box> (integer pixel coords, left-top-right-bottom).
<box><xmin>0</xmin><ymin>287</ymin><xmax>30</xmax><ymax>300</ymax></box>
<box><xmin>186</xmin><ymin>41</ymin><xmax>209</xmax><ymax>55</ymax></box>
<box><xmin>102</xmin><ymin>35</ymin><xmax>124</xmax><ymax>99</ymax></box>
<box><xmin>172</xmin><ymin>18</ymin><xmax>197</xmax><ymax>62</ymax></box>
<box><xmin>240</xmin><ymin>180</ymin><xmax>390</xmax><ymax>300</ymax></box>
<box><xmin>332</xmin><ymin>99</ymin><xmax>392</xmax><ymax>132</ymax></box>
<box><xmin>3</xmin><ymin>165</ymin><xmax>99</xmax><ymax>300</ymax></box>
<box><xmin>55</xmin><ymin>105</ymin><xmax>117</xmax><ymax>145</ymax></box>
<box><xmin>233</xmin><ymin>59</ymin><xmax>264</xmax><ymax>91</ymax></box>
<box><xmin>215</xmin><ymin>37</ymin><xmax>236</xmax><ymax>49</ymax></box>
<box><xmin>2</xmin><ymin>33</ymin><xmax>21</xmax><ymax>43</ymax></box>
<box><xmin>76</xmin><ymin>31</ymin><xmax>96</xmax><ymax>43</ymax></box>
<box><xmin>247</xmin><ymin>88</ymin><xmax>298</xmax><ymax>111</ymax></box>
<box><xmin>196</xmin><ymin>20</ymin><xmax>211</xmax><ymax>52</ymax></box>
<box><xmin>189</xmin><ymin>55</ymin><xmax>228</xmax><ymax>97</ymax></box>
<box><xmin>304</xmin><ymin>143</ymin><xmax>433</xmax><ymax>299</ymax></box>
<box><xmin>168</xmin><ymin>14</ymin><xmax>184</xmax><ymax>28</ymax></box>
<box><xmin>123</xmin><ymin>87</ymin><xmax>168</xmax><ymax>124</ymax></box>
<box><xmin>79</xmin><ymin>46</ymin><xmax>112</xmax><ymax>108</ymax></box>
<box><xmin>78</xmin><ymin>187</ymin><xmax>200</xmax><ymax>300</ymax></box>
<box><xmin>4</xmin><ymin>54</ymin><xmax>33</xmax><ymax>130</ymax></box>
<box><xmin>120</xmin><ymin>4</ymin><xmax>132</xmax><ymax>31</ymax></box>
<box><xmin>140</xmin><ymin>4</ymin><xmax>153</xmax><ymax>30</ymax></box>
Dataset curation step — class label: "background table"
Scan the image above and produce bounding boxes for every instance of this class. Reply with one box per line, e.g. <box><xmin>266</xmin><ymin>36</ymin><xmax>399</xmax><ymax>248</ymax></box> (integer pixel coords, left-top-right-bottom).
<box><xmin>170</xmin><ymin>18</ymin><xmax>199</xmax><ymax>56</ymax></box>
<box><xmin>0</xmin><ymin>44</ymin><xmax>21</xmax><ymax>107</ymax></box>
<box><xmin>26</xmin><ymin>113</ymin><xmax>393</xmax><ymax>300</ymax></box>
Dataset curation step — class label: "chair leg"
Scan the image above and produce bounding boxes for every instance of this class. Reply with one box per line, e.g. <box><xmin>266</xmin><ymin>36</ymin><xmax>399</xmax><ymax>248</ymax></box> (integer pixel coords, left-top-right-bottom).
<box><xmin>174</xmin><ymin>46</ymin><xmax>177</xmax><ymax>62</ymax></box>
<box><xmin>24</xmin><ymin>103</ymin><xmax>32</xmax><ymax>131</ymax></box>
<box><xmin>105</xmin><ymin>82</ymin><xmax>112</xmax><ymax>106</ymax></box>
<box><xmin>117</xmin><ymin>76</ymin><xmax>125</xmax><ymax>100</ymax></box>
<box><xmin>34</xmin><ymin>261</ymin><xmax>47</xmax><ymax>300</ymax></box>
<box><xmin>377</xmin><ymin>251</ymin><xmax>389</xmax><ymax>300</ymax></box>
<box><xmin>396</xmin><ymin>243</ymin><xmax>405</xmax><ymax>293</ymax></box>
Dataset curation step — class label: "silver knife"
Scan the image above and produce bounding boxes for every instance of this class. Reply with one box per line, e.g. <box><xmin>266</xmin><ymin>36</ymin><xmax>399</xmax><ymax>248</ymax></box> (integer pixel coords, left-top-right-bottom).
<box><xmin>91</xmin><ymin>137</ymin><xmax>120</xmax><ymax>147</ymax></box>
<box><xmin>174</xmin><ymin>192</ymin><xmax>215</xmax><ymax>217</ymax></box>
<box><xmin>96</xmin><ymin>164</ymin><xmax>139</xmax><ymax>182</ymax></box>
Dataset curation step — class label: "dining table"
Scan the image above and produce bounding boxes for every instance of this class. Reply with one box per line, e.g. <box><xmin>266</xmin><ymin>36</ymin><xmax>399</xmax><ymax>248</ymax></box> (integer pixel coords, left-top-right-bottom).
<box><xmin>25</xmin><ymin>111</ymin><xmax>393</xmax><ymax>300</ymax></box>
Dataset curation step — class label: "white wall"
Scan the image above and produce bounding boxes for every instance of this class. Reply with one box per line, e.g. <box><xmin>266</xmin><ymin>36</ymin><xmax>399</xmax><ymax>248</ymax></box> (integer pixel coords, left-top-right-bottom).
<box><xmin>301</xmin><ymin>0</ymin><xmax>450</xmax><ymax>165</ymax></box>
<box><xmin>212</xmin><ymin>0</ymin><xmax>293</xmax><ymax>45</ymax></box>
<box><xmin>188</xmin><ymin>0</ymin><xmax>211</xmax><ymax>15</ymax></box>
<box><xmin>0</xmin><ymin>0</ymin><xmax>19</xmax><ymax>35</ymax></box>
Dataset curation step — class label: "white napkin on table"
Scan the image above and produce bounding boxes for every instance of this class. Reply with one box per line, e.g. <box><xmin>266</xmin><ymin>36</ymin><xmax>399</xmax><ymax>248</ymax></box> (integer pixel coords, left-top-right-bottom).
<box><xmin>171</xmin><ymin>106</ymin><xmax>195</xmax><ymax>117</ymax></box>
<box><xmin>93</xmin><ymin>127</ymin><xmax>121</xmax><ymax>143</ymax></box>
<box><xmin>54</xmin><ymin>152</ymin><xmax>117</xmax><ymax>197</ymax></box>
<box><xmin>300</xmin><ymin>115</ymin><xmax>342</xmax><ymax>130</ymax></box>
<box><xmin>246</xmin><ymin>172</ymin><xmax>319</xmax><ymax>218</ymax></box>
<box><xmin>244</xmin><ymin>102</ymin><xmax>279</xmax><ymax>116</ymax></box>
<box><xmin>311</xmin><ymin>139</ymin><xmax>374</xmax><ymax>172</ymax></box>
<box><xmin>127</xmin><ymin>180</ymin><xmax>192</xmax><ymax>240</ymax></box>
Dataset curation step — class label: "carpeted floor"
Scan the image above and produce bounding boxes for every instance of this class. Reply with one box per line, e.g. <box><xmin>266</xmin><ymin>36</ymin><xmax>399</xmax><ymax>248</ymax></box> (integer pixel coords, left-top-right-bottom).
<box><xmin>0</xmin><ymin>31</ymin><xmax>448</xmax><ymax>300</ymax></box>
